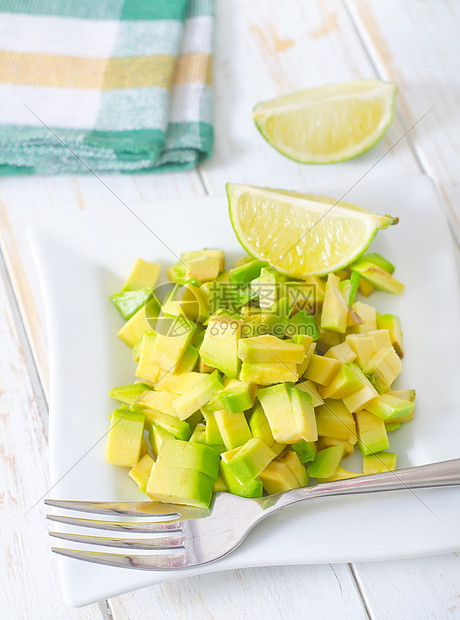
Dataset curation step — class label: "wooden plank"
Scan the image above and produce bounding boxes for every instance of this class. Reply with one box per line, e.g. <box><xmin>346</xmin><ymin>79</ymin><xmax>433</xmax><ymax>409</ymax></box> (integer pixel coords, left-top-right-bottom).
<box><xmin>109</xmin><ymin>564</ymin><xmax>369</xmax><ymax>620</ymax></box>
<box><xmin>345</xmin><ymin>0</ymin><xmax>460</xmax><ymax>246</ymax></box>
<box><xmin>0</xmin><ymin>255</ymin><xmax>102</xmax><ymax>619</ymax></box>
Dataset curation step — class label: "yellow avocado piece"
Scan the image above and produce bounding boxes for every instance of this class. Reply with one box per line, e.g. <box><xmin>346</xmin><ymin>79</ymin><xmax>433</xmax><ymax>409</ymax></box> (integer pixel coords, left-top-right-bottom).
<box><xmin>289</xmin><ymin>385</ymin><xmax>318</xmax><ymax>442</ymax></box>
<box><xmin>316</xmin><ymin>436</ymin><xmax>355</xmax><ymax>457</ymax></box>
<box><xmin>345</xmin><ymin>334</ymin><xmax>377</xmax><ymax>369</ymax></box>
<box><xmin>277</xmin><ymin>450</ymin><xmax>309</xmax><ymax>486</ymax></box>
<box><xmin>367</xmin><ymin>329</ymin><xmax>392</xmax><ymax>350</ymax></box>
<box><xmin>172</xmin><ymin>371</ymin><xmax>223</xmax><ymax>420</ymax></box>
<box><xmin>181</xmin><ymin>249</ymin><xmax>225</xmax><ymax>273</ymax></box>
<box><xmin>358</xmin><ymin>278</ymin><xmax>375</xmax><ymax>297</ymax></box>
<box><xmin>154</xmin><ymin>371</ymin><xmax>208</xmax><ymax>394</ymax></box>
<box><xmin>213</xmin><ymin>409</ymin><xmax>252</xmax><ymax>450</ymax></box>
<box><xmin>259</xmin><ymin>460</ymin><xmax>301</xmax><ymax>494</ymax></box>
<box><xmin>342</xmin><ymin>364</ymin><xmax>378</xmax><ymax>413</ymax></box>
<box><xmin>318</xmin><ymin>363</ymin><xmax>364</xmax><ymax>399</ymax></box>
<box><xmin>117</xmin><ymin>297</ymin><xmax>161</xmax><ymax>347</ymax></box>
<box><xmin>364</xmin><ymin>347</ymin><xmax>402</xmax><ymax>393</ymax></box>
<box><xmin>240</xmin><ymin>360</ymin><xmax>298</xmax><ymax>385</ymax></box>
<box><xmin>122</xmin><ymin>259</ymin><xmax>161</xmax><ymax>292</ymax></box>
<box><xmin>213</xmin><ymin>473</ymin><xmax>228</xmax><ymax>492</ymax></box>
<box><xmin>324</xmin><ymin>341</ymin><xmax>356</xmax><ymax>364</ymax></box>
<box><xmin>303</xmin><ymin>354</ymin><xmax>341</xmax><ymax>386</ymax></box>
<box><xmin>136</xmin><ymin>331</ymin><xmax>161</xmax><ymax>384</ymax></box>
<box><xmin>363</xmin><ymin>451</ymin><xmax>398</xmax><ymax>474</ymax></box>
<box><xmin>295</xmin><ymin>380</ymin><xmax>324</xmax><ymax>407</ymax></box>
<box><xmin>315</xmin><ymin>399</ymin><xmax>357</xmax><ymax>443</ymax></box>
<box><xmin>139</xmin><ymin>390</ymin><xmax>177</xmax><ymax>416</ymax></box>
<box><xmin>350</xmin><ymin>302</ymin><xmax>377</xmax><ymax>333</ymax></box>
<box><xmin>377</xmin><ymin>313</ymin><xmax>404</xmax><ymax>357</ymax></box>
<box><xmin>153</xmin><ymin>314</ymin><xmax>196</xmax><ymax>372</ymax></box>
<box><xmin>355</xmin><ymin>410</ymin><xmax>389</xmax><ymax>456</ymax></box>
<box><xmin>294</xmin><ymin>335</ymin><xmax>315</xmax><ymax>375</ymax></box>
<box><xmin>146</xmin><ymin>462</ymin><xmax>215</xmax><ymax>508</ymax></box>
<box><xmin>258</xmin><ymin>383</ymin><xmax>300</xmax><ymax>444</ymax></box>
<box><xmin>105</xmin><ymin>408</ymin><xmax>145</xmax><ymax>467</ymax></box>
<box><xmin>225</xmin><ymin>438</ymin><xmax>276</xmax><ymax>485</ymax></box>
<box><xmin>320</xmin><ymin>273</ymin><xmax>349</xmax><ymax>334</ymax></box>
<box><xmin>200</xmin><ymin>315</ymin><xmax>242</xmax><ymax>378</ymax></box>
<box><xmin>317</xmin><ymin>466</ymin><xmax>362</xmax><ymax>482</ymax></box>
<box><xmin>316</xmin><ymin>329</ymin><xmax>343</xmax><ymax>354</ymax></box>
<box><xmin>129</xmin><ymin>454</ymin><xmax>154</xmax><ymax>487</ymax></box>
<box><xmin>237</xmin><ymin>334</ymin><xmax>305</xmax><ymax>364</ymax></box>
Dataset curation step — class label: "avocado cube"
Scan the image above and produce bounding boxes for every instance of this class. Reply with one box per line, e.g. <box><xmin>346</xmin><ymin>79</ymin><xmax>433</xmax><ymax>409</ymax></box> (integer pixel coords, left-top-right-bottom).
<box><xmin>157</xmin><ymin>438</ymin><xmax>220</xmax><ymax>479</ymax></box>
<box><xmin>315</xmin><ymin>399</ymin><xmax>357</xmax><ymax>444</ymax></box>
<box><xmin>109</xmin><ymin>383</ymin><xmax>149</xmax><ymax>406</ymax></box>
<box><xmin>181</xmin><ymin>249</ymin><xmax>225</xmax><ymax>273</ymax></box>
<box><xmin>259</xmin><ymin>297</ymin><xmax>291</xmax><ymax>337</ymax></box>
<box><xmin>135</xmin><ymin>331</ymin><xmax>161</xmax><ymax>384</ymax></box>
<box><xmin>277</xmin><ymin>450</ymin><xmax>309</xmax><ymax>486</ymax></box>
<box><xmin>163</xmin><ymin>283</ymin><xmax>209</xmax><ymax>323</ymax></box>
<box><xmin>350</xmin><ymin>302</ymin><xmax>377</xmax><ymax>334</ymax></box>
<box><xmin>145</xmin><ymin>412</ymin><xmax>191</xmax><ymax>441</ymax></box>
<box><xmin>366</xmin><ymin>393</ymin><xmax>415</xmax><ymax>421</ymax></box>
<box><xmin>172</xmin><ymin>371</ymin><xmax>223</xmax><ymax>420</ymax></box>
<box><xmin>363</xmin><ymin>451</ymin><xmax>398</xmax><ymax>474</ymax></box>
<box><xmin>258</xmin><ymin>383</ymin><xmax>300</xmax><ymax>444</ymax></box>
<box><xmin>111</xmin><ymin>287</ymin><xmax>154</xmax><ymax>320</ymax></box>
<box><xmin>295</xmin><ymin>380</ymin><xmax>324</xmax><ymax>407</ymax></box>
<box><xmin>324</xmin><ymin>342</ymin><xmax>356</xmax><ymax>364</ymax></box>
<box><xmin>146</xmin><ymin>462</ymin><xmax>215</xmax><ymax>508</ymax></box>
<box><xmin>174</xmin><ymin>345</ymin><xmax>199</xmax><ymax>374</ymax></box>
<box><xmin>389</xmin><ymin>388</ymin><xmax>416</xmax><ymax>402</ymax></box>
<box><xmin>285</xmin><ymin>280</ymin><xmax>320</xmax><ymax>315</ymax></box>
<box><xmin>214</xmin><ymin>409</ymin><xmax>252</xmax><ymax>450</ymax></box>
<box><xmin>355</xmin><ymin>410</ymin><xmax>389</xmax><ymax>455</ymax></box>
<box><xmin>351</xmin><ymin>260</ymin><xmax>404</xmax><ymax>295</ymax></box>
<box><xmin>317</xmin><ymin>466</ymin><xmax>362</xmax><ymax>482</ymax></box>
<box><xmin>148</xmin><ymin>422</ymin><xmax>175</xmax><ymax>457</ymax></box>
<box><xmin>285</xmin><ymin>310</ymin><xmax>320</xmax><ymax>340</ymax></box>
<box><xmin>251</xmin><ymin>266</ymin><xmax>285</xmax><ymax>309</ymax></box>
<box><xmin>308</xmin><ymin>446</ymin><xmax>345</xmax><ymax>479</ymax></box>
<box><xmin>364</xmin><ymin>347</ymin><xmax>402</xmax><ymax>392</ymax></box>
<box><xmin>105</xmin><ymin>408</ymin><xmax>145</xmax><ymax>467</ymax></box>
<box><xmin>153</xmin><ymin>313</ymin><xmax>196</xmax><ymax>372</ymax></box>
<box><xmin>121</xmin><ymin>259</ymin><xmax>161</xmax><ymax>292</ymax></box>
<box><xmin>189</xmin><ymin>422</ymin><xmax>207</xmax><ymax>444</ymax></box>
<box><xmin>289</xmin><ymin>385</ymin><xmax>318</xmax><ymax>442</ymax></box>
<box><xmin>202</xmin><ymin>411</ymin><xmax>225</xmax><ymax>447</ymax></box>
<box><xmin>303</xmin><ymin>354</ymin><xmax>340</xmax><ymax>386</ymax></box>
<box><xmin>341</xmin><ymin>364</ymin><xmax>378</xmax><ymax>413</ymax></box>
<box><xmin>225</xmin><ymin>438</ymin><xmax>276</xmax><ymax>485</ymax></box>
<box><xmin>318</xmin><ymin>363</ymin><xmax>364</xmax><ymax>399</ymax></box>
<box><xmin>200</xmin><ymin>314</ymin><xmax>241</xmax><ymax>378</ymax></box>
<box><xmin>238</xmin><ymin>334</ymin><xmax>305</xmax><ymax>364</ymax></box>
<box><xmin>240</xmin><ymin>361</ymin><xmax>298</xmax><ymax>385</ymax></box>
<box><xmin>219</xmin><ymin>379</ymin><xmax>254</xmax><ymax>413</ymax></box>
<box><xmin>360</xmin><ymin>252</ymin><xmax>395</xmax><ymax>274</ymax></box>
<box><xmin>219</xmin><ymin>461</ymin><xmax>263</xmax><ymax>498</ymax></box>
<box><xmin>292</xmin><ymin>335</ymin><xmax>315</xmax><ymax>375</ymax></box>
<box><xmin>303</xmin><ymin>275</ymin><xmax>326</xmax><ymax>310</ymax></box>
<box><xmin>155</xmin><ymin>371</ymin><xmax>205</xmax><ymax>394</ymax></box>
<box><xmin>259</xmin><ymin>460</ymin><xmax>301</xmax><ymax>494</ymax></box>
<box><xmin>348</xmin><ymin>271</ymin><xmax>361</xmax><ymax>306</ymax></box>
<box><xmin>117</xmin><ymin>296</ymin><xmax>162</xmax><ymax>347</ymax></box>
<box><xmin>228</xmin><ymin>260</ymin><xmax>268</xmax><ymax>283</ymax></box>
<box><xmin>291</xmin><ymin>440</ymin><xmax>317</xmax><ymax>463</ymax></box>
<box><xmin>367</xmin><ymin>329</ymin><xmax>393</xmax><ymax>350</ymax></box>
<box><xmin>377</xmin><ymin>313</ymin><xmax>404</xmax><ymax>357</ymax></box>
<box><xmin>139</xmin><ymin>390</ymin><xmax>177</xmax><ymax>416</ymax></box>
<box><xmin>358</xmin><ymin>278</ymin><xmax>375</xmax><ymax>297</ymax></box>
<box><xmin>249</xmin><ymin>402</ymin><xmax>275</xmax><ymax>445</ymax></box>
<box><xmin>345</xmin><ymin>334</ymin><xmax>377</xmax><ymax>368</ymax></box>
<box><xmin>320</xmin><ymin>273</ymin><xmax>349</xmax><ymax>334</ymax></box>
<box><xmin>315</xmin><ymin>329</ymin><xmax>343</xmax><ymax>354</ymax></box>
<box><xmin>129</xmin><ymin>454</ymin><xmax>154</xmax><ymax>487</ymax></box>
<box><xmin>316</xmin><ymin>436</ymin><xmax>355</xmax><ymax>457</ymax></box>
<box><xmin>213</xmin><ymin>473</ymin><xmax>228</xmax><ymax>493</ymax></box>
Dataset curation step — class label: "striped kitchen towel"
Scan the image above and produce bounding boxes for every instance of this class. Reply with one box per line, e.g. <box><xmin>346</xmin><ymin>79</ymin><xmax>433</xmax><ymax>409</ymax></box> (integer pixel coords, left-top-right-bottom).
<box><xmin>0</xmin><ymin>0</ymin><xmax>214</xmax><ymax>174</ymax></box>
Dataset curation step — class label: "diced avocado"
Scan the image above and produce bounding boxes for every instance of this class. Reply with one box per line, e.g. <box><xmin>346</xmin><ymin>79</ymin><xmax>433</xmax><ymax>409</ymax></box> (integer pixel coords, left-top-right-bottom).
<box><xmin>318</xmin><ymin>364</ymin><xmax>364</xmax><ymax>399</ymax></box>
<box><xmin>389</xmin><ymin>388</ymin><xmax>416</xmax><ymax>402</ymax></box>
<box><xmin>140</xmin><ymin>436</ymin><xmax>149</xmax><ymax>458</ymax></box>
<box><xmin>334</xmin><ymin>268</ymin><xmax>351</xmax><ymax>281</ymax></box>
<box><xmin>348</xmin><ymin>271</ymin><xmax>361</xmax><ymax>306</ymax></box>
<box><xmin>157</xmin><ymin>438</ymin><xmax>220</xmax><ymax>479</ymax></box>
<box><xmin>233</xmin><ymin>256</ymin><xmax>252</xmax><ymax>268</ymax></box>
<box><xmin>358</xmin><ymin>278</ymin><xmax>375</xmax><ymax>297</ymax></box>
<box><xmin>187</xmin><ymin>409</ymin><xmax>203</xmax><ymax>432</ymax></box>
<box><xmin>285</xmin><ymin>310</ymin><xmax>320</xmax><ymax>341</ymax></box>
<box><xmin>139</xmin><ymin>390</ymin><xmax>177</xmax><ymax>416</ymax></box>
<box><xmin>317</xmin><ymin>466</ymin><xmax>362</xmax><ymax>482</ymax></box>
<box><xmin>135</xmin><ymin>331</ymin><xmax>161</xmax><ymax>384</ymax></box>
<box><xmin>162</xmin><ymin>283</ymin><xmax>209</xmax><ymax>322</ymax></box>
<box><xmin>202</xmin><ymin>411</ymin><xmax>225</xmax><ymax>447</ymax></box>
<box><xmin>355</xmin><ymin>410</ymin><xmax>389</xmax><ymax>455</ymax></box>
<box><xmin>200</xmin><ymin>314</ymin><xmax>241</xmax><ymax>378</ymax></box>
<box><xmin>303</xmin><ymin>275</ymin><xmax>326</xmax><ymax>310</ymax></box>
<box><xmin>251</xmin><ymin>266</ymin><xmax>285</xmax><ymax>309</ymax></box>
<box><xmin>366</xmin><ymin>393</ymin><xmax>415</xmax><ymax>421</ymax></box>
<box><xmin>308</xmin><ymin>446</ymin><xmax>345</xmax><ymax>479</ymax></box>
<box><xmin>292</xmin><ymin>334</ymin><xmax>315</xmax><ymax>375</ymax></box>
<box><xmin>111</xmin><ymin>287</ymin><xmax>154</xmax><ymax>320</ymax></box>
<box><xmin>303</xmin><ymin>354</ymin><xmax>340</xmax><ymax>386</ymax></box>
<box><xmin>148</xmin><ymin>422</ymin><xmax>175</xmax><ymax>457</ymax></box>
<box><xmin>174</xmin><ymin>345</ymin><xmax>199</xmax><ymax>374</ymax></box>
<box><xmin>315</xmin><ymin>399</ymin><xmax>358</xmax><ymax>444</ymax></box>
<box><xmin>238</xmin><ymin>334</ymin><xmax>305</xmax><ymax>364</ymax></box>
<box><xmin>225</xmin><ymin>438</ymin><xmax>276</xmax><ymax>485</ymax></box>
<box><xmin>117</xmin><ymin>296</ymin><xmax>162</xmax><ymax>347</ymax></box>
<box><xmin>228</xmin><ymin>260</ymin><xmax>268</xmax><ymax>283</ymax></box>
<box><xmin>351</xmin><ymin>302</ymin><xmax>377</xmax><ymax>333</ymax></box>
<box><xmin>367</xmin><ymin>329</ymin><xmax>393</xmax><ymax>350</ymax></box>
<box><xmin>132</xmin><ymin>338</ymin><xmax>143</xmax><ymax>363</ymax></box>
<box><xmin>341</xmin><ymin>364</ymin><xmax>378</xmax><ymax>413</ymax></box>
<box><xmin>321</xmin><ymin>273</ymin><xmax>349</xmax><ymax>334</ymax></box>
<box><xmin>295</xmin><ymin>380</ymin><xmax>324</xmax><ymax>407</ymax></box>
<box><xmin>172</xmin><ymin>371</ymin><xmax>223</xmax><ymax>420</ymax></box>
<box><xmin>258</xmin><ymin>383</ymin><xmax>300</xmax><ymax>444</ymax></box>
<box><xmin>364</xmin><ymin>347</ymin><xmax>402</xmax><ymax>393</ymax></box>
<box><xmin>249</xmin><ymin>402</ymin><xmax>277</xmax><ymax>447</ymax></box>
<box><xmin>316</xmin><ymin>436</ymin><xmax>355</xmax><ymax>457</ymax></box>
<box><xmin>377</xmin><ymin>313</ymin><xmax>404</xmax><ymax>357</ymax></box>
<box><xmin>351</xmin><ymin>260</ymin><xmax>404</xmax><ymax>295</ymax></box>
<box><xmin>240</xmin><ymin>360</ymin><xmax>298</xmax><ymax>385</ymax></box>
<box><xmin>183</xmin><ymin>256</ymin><xmax>220</xmax><ymax>283</ymax></box>
<box><xmin>144</xmin><ymin>411</ymin><xmax>191</xmax><ymax>441</ymax></box>
<box><xmin>129</xmin><ymin>454</ymin><xmax>154</xmax><ymax>487</ymax></box>
<box><xmin>339</xmin><ymin>278</ymin><xmax>352</xmax><ymax>306</ymax></box>
<box><xmin>219</xmin><ymin>460</ymin><xmax>263</xmax><ymax>498</ymax></box>
<box><xmin>363</xmin><ymin>451</ymin><xmax>398</xmax><ymax>474</ymax></box>
<box><xmin>219</xmin><ymin>379</ymin><xmax>254</xmax><ymax>413</ymax></box>
<box><xmin>360</xmin><ymin>252</ymin><xmax>395</xmax><ymax>274</ymax></box>
<box><xmin>289</xmin><ymin>385</ymin><xmax>318</xmax><ymax>442</ymax></box>
<box><xmin>259</xmin><ymin>459</ymin><xmax>301</xmax><ymax>494</ymax></box>
<box><xmin>105</xmin><ymin>408</ymin><xmax>145</xmax><ymax>467</ymax></box>
<box><xmin>146</xmin><ymin>462</ymin><xmax>215</xmax><ymax>508</ymax></box>
<box><xmin>214</xmin><ymin>409</ymin><xmax>252</xmax><ymax>450</ymax></box>
<box><xmin>153</xmin><ymin>313</ymin><xmax>196</xmax><ymax>372</ymax></box>
<box><xmin>189</xmin><ymin>422</ymin><xmax>207</xmax><ymax>444</ymax></box>
<box><xmin>315</xmin><ymin>329</ymin><xmax>343</xmax><ymax>354</ymax></box>
<box><xmin>110</xmin><ymin>383</ymin><xmax>150</xmax><ymax>405</ymax></box>
<box><xmin>181</xmin><ymin>249</ymin><xmax>225</xmax><ymax>273</ymax></box>
<box><xmin>122</xmin><ymin>259</ymin><xmax>161</xmax><ymax>292</ymax></box>
<box><xmin>324</xmin><ymin>342</ymin><xmax>356</xmax><ymax>364</ymax></box>
<box><xmin>291</xmin><ymin>440</ymin><xmax>317</xmax><ymax>463</ymax></box>
<box><xmin>286</xmin><ymin>280</ymin><xmax>320</xmax><ymax>315</ymax></box>
<box><xmin>153</xmin><ymin>371</ymin><xmax>204</xmax><ymax>394</ymax></box>
<box><xmin>213</xmin><ymin>473</ymin><xmax>228</xmax><ymax>493</ymax></box>
<box><xmin>277</xmin><ymin>450</ymin><xmax>309</xmax><ymax>486</ymax></box>
<box><xmin>384</xmin><ymin>422</ymin><xmax>401</xmax><ymax>432</ymax></box>
<box><xmin>345</xmin><ymin>334</ymin><xmax>377</xmax><ymax>369</ymax></box>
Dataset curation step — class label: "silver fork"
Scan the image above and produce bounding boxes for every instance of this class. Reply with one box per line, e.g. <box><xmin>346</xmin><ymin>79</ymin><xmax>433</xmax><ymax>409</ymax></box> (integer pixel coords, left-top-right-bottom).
<box><xmin>46</xmin><ymin>458</ymin><xmax>460</xmax><ymax>570</ymax></box>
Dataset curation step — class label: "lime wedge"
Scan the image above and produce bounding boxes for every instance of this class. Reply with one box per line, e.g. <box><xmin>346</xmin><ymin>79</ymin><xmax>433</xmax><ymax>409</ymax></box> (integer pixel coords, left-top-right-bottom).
<box><xmin>227</xmin><ymin>183</ymin><xmax>397</xmax><ymax>278</ymax></box>
<box><xmin>253</xmin><ymin>80</ymin><xmax>397</xmax><ymax>163</ymax></box>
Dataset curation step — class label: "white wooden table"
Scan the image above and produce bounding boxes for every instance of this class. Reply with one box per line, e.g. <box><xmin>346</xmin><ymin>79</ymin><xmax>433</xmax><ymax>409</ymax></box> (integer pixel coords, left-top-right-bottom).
<box><xmin>1</xmin><ymin>1</ymin><xmax>460</xmax><ymax>617</ymax></box>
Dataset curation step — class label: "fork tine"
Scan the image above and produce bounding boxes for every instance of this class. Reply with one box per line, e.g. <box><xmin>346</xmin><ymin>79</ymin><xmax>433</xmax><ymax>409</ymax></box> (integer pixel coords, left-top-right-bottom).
<box><xmin>46</xmin><ymin>514</ymin><xmax>183</xmax><ymax>534</ymax></box>
<box><xmin>44</xmin><ymin>499</ymin><xmax>182</xmax><ymax>519</ymax></box>
<box><xmin>52</xmin><ymin>547</ymin><xmax>191</xmax><ymax>570</ymax></box>
<box><xmin>49</xmin><ymin>530</ymin><xmax>185</xmax><ymax>550</ymax></box>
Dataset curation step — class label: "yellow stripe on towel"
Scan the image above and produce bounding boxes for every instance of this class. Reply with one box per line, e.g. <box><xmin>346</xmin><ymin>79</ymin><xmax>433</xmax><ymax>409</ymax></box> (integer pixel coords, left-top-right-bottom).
<box><xmin>173</xmin><ymin>52</ymin><xmax>212</xmax><ymax>86</ymax></box>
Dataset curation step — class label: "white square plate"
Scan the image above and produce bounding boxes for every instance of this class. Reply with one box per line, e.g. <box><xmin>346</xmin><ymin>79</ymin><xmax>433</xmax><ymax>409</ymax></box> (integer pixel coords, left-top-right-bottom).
<box><xmin>28</xmin><ymin>174</ymin><xmax>460</xmax><ymax>607</ymax></box>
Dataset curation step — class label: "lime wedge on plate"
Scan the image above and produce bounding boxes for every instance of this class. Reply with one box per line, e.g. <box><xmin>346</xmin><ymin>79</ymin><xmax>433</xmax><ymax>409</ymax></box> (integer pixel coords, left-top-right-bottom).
<box><xmin>253</xmin><ymin>80</ymin><xmax>397</xmax><ymax>163</ymax></box>
<box><xmin>227</xmin><ymin>183</ymin><xmax>397</xmax><ymax>278</ymax></box>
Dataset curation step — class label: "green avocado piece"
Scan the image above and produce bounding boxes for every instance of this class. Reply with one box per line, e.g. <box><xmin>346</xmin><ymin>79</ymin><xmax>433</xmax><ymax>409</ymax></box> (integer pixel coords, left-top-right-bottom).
<box><xmin>219</xmin><ymin>460</ymin><xmax>263</xmax><ymax>498</ymax></box>
<box><xmin>111</xmin><ymin>287</ymin><xmax>154</xmax><ymax>320</ymax></box>
<box><xmin>259</xmin><ymin>297</ymin><xmax>291</xmax><ymax>337</ymax></box>
<box><xmin>121</xmin><ymin>259</ymin><xmax>161</xmax><ymax>292</ymax></box>
<box><xmin>277</xmin><ymin>450</ymin><xmax>309</xmax><ymax>486</ymax></box>
<box><xmin>365</xmin><ymin>393</ymin><xmax>415</xmax><ymax>421</ymax></box>
<box><xmin>259</xmin><ymin>459</ymin><xmax>300</xmax><ymax>494</ymax></box>
<box><xmin>240</xmin><ymin>360</ymin><xmax>298</xmax><ymax>385</ymax></box>
<box><xmin>355</xmin><ymin>410</ymin><xmax>389</xmax><ymax>456</ymax></box>
<box><xmin>307</xmin><ymin>446</ymin><xmax>345</xmax><ymax>479</ymax></box>
<box><xmin>320</xmin><ymin>273</ymin><xmax>349</xmax><ymax>334</ymax></box>
<box><xmin>249</xmin><ymin>402</ymin><xmax>275</xmax><ymax>445</ymax></box>
<box><xmin>238</xmin><ymin>334</ymin><xmax>305</xmax><ymax>364</ymax></box>
<box><xmin>181</xmin><ymin>249</ymin><xmax>225</xmax><ymax>273</ymax></box>
<box><xmin>146</xmin><ymin>462</ymin><xmax>215</xmax><ymax>508</ymax></box>
<box><xmin>219</xmin><ymin>380</ymin><xmax>254</xmax><ymax>413</ymax></box>
<box><xmin>117</xmin><ymin>296</ymin><xmax>162</xmax><ymax>347</ymax></box>
<box><xmin>319</xmin><ymin>364</ymin><xmax>363</xmax><ymax>399</ymax></box>
<box><xmin>162</xmin><ymin>283</ymin><xmax>209</xmax><ymax>322</ymax></box>
<box><xmin>148</xmin><ymin>422</ymin><xmax>175</xmax><ymax>457</ymax></box>
<box><xmin>200</xmin><ymin>314</ymin><xmax>241</xmax><ymax>378</ymax></box>
<box><xmin>361</xmin><ymin>252</ymin><xmax>395</xmax><ymax>274</ymax></box>
<box><xmin>157</xmin><ymin>438</ymin><xmax>220</xmax><ymax>479</ymax></box>
<box><xmin>202</xmin><ymin>411</ymin><xmax>225</xmax><ymax>446</ymax></box>
<box><xmin>363</xmin><ymin>451</ymin><xmax>398</xmax><ymax>474</ymax></box>
<box><xmin>351</xmin><ymin>261</ymin><xmax>404</xmax><ymax>295</ymax></box>
<box><xmin>225</xmin><ymin>438</ymin><xmax>276</xmax><ymax>485</ymax></box>
<box><xmin>145</xmin><ymin>411</ymin><xmax>191</xmax><ymax>441</ymax></box>
<box><xmin>189</xmin><ymin>422</ymin><xmax>207</xmax><ymax>444</ymax></box>
<box><xmin>174</xmin><ymin>345</ymin><xmax>199</xmax><ymax>374</ymax></box>
<box><xmin>172</xmin><ymin>371</ymin><xmax>223</xmax><ymax>420</ymax></box>
<box><xmin>288</xmin><ymin>385</ymin><xmax>318</xmax><ymax>442</ymax></box>
<box><xmin>153</xmin><ymin>313</ymin><xmax>197</xmax><ymax>372</ymax></box>
<box><xmin>250</xmin><ymin>266</ymin><xmax>285</xmax><ymax>309</ymax></box>
<box><xmin>109</xmin><ymin>383</ymin><xmax>150</xmax><ymax>405</ymax></box>
<box><xmin>105</xmin><ymin>408</ymin><xmax>145</xmax><ymax>467</ymax></box>
<box><xmin>258</xmin><ymin>383</ymin><xmax>300</xmax><ymax>444</ymax></box>
<box><xmin>228</xmin><ymin>260</ymin><xmax>269</xmax><ymax>283</ymax></box>
<box><xmin>291</xmin><ymin>440</ymin><xmax>317</xmax><ymax>464</ymax></box>
<box><xmin>285</xmin><ymin>310</ymin><xmax>320</xmax><ymax>340</ymax></box>
<box><xmin>348</xmin><ymin>271</ymin><xmax>361</xmax><ymax>305</ymax></box>
<box><xmin>339</xmin><ymin>279</ymin><xmax>352</xmax><ymax>306</ymax></box>
<box><xmin>376</xmin><ymin>313</ymin><xmax>404</xmax><ymax>357</ymax></box>
<box><xmin>214</xmin><ymin>409</ymin><xmax>252</xmax><ymax>450</ymax></box>
<box><xmin>384</xmin><ymin>422</ymin><xmax>401</xmax><ymax>432</ymax></box>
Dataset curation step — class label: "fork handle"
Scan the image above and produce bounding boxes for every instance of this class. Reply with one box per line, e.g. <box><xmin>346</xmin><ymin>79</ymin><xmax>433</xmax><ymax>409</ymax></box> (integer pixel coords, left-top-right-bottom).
<box><xmin>275</xmin><ymin>458</ymin><xmax>460</xmax><ymax>510</ymax></box>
